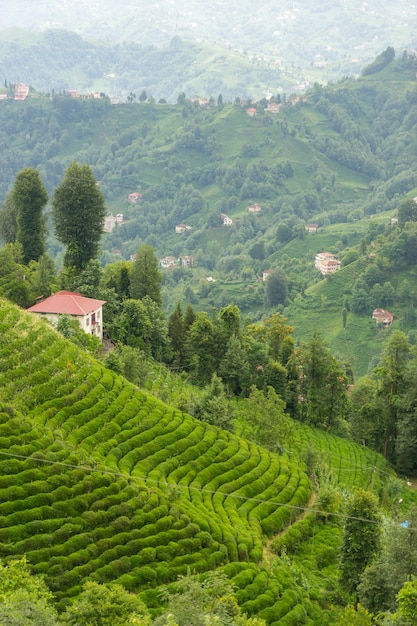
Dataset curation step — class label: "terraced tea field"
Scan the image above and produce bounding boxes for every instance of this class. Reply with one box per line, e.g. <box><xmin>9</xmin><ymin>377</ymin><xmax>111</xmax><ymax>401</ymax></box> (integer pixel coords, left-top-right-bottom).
<box><xmin>0</xmin><ymin>298</ymin><xmax>393</xmax><ymax>622</ymax></box>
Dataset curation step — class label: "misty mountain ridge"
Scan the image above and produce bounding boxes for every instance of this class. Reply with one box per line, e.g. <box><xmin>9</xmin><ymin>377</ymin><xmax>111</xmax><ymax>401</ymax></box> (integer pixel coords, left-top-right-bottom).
<box><xmin>1</xmin><ymin>0</ymin><xmax>417</xmax><ymax>101</ymax></box>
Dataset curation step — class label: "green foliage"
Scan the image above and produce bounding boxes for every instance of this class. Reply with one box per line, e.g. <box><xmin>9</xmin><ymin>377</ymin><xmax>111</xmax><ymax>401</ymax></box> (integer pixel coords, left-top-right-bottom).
<box><xmin>340</xmin><ymin>489</ymin><xmax>382</xmax><ymax>596</ymax></box>
<box><xmin>335</xmin><ymin>604</ymin><xmax>372</xmax><ymax>626</ymax></box>
<box><xmin>56</xmin><ymin>314</ymin><xmax>102</xmax><ymax>357</ymax></box>
<box><xmin>362</xmin><ymin>46</ymin><xmax>396</xmax><ymax>76</ymax></box>
<box><xmin>396</xmin><ymin>579</ymin><xmax>417</xmax><ymax>624</ymax></box>
<box><xmin>0</xmin><ymin>192</ymin><xmax>18</xmax><ymax>244</ymax></box>
<box><xmin>62</xmin><ymin>580</ymin><xmax>150</xmax><ymax>625</ymax></box>
<box><xmin>12</xmin><ymin>168</ymin><xmax>48</xmax><ymax>265</ymax></box>
<box><xmin>0</xmin><ymin>557</ymin><xmax>59</xmax><ymax>626</ymax></box>
<box><xmin>0</xmin><ymin>297</ymin><xmax>401</xmax><ymax>624</ymax></box>
<box><xmin>130</xmin><ymin>245</ymin><xmax>162</xmax><ymax>305</ymax></box>
<box><xmin>296</xmin><ymin>331</ymin><xmax>349</xmax><ymax>431</ymax></box>
<box><xmin>52</xmin><ymin>162</ymin><xmax>106</xmax><ymax>271</ymax></box>
<box><xmin>265</xmin><ymin>268</ymin><xmax>289</xmax><ymax>307</ymax></box>
<box><xmin>156</xmin><ymin>570</ymin><xmax>265</xmax><ymax>626</ymax></box>
<box><xmin>0</xmin><ymin>242</ymin><xmax>34</xmax><ymax>307</ymax></box>
<box><xmin>237</xmin><ymin>385</ymin><xmax>295</xmax><ymax>452</ymax></box>
<box><xmin>358</xmin><ymin>507</ymin><xmax>417</xmax><ymax>614</ymax></box>
<box><xmin>190</xmin><ymin>373</ymin><xmax>234</xmax><ymax>430</ymax></box>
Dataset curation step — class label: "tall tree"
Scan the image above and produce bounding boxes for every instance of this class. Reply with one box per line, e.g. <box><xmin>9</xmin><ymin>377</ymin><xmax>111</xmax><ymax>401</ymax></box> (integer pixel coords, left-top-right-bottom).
<box><xmin>373</xmin><ymin>330</ymin><xmax>410</xmax><ymax>460</ymax></box>
<box><xmin>191</xmin><ymin>373</ymin><xmax>234</xmax><ymax>431</ymax></box>
<box><xmin>0</xmin><ymin>192</ymin><xmax>18</xmax><ymax>243</ymax></box>
<box><xmin>218</xmin><ymin>334</ymin><xmax>250</xmax><ymax>394</ymax></box>
<box><xmin>12</xmin><ymin>168</ymin><xmax>48</xmax><ymax>264</ymax></box>
<box><xmin>141</xmin><ymin>295</ymin><xmax>171</xmax><ymax>361</ymax></box>
<box><xmin>340</xmin><ymin>489</ymin><xmax>381</xmax><ymax>597</ymax></box>
<box><xmin>52</xmin><ymin>162</ymin><xmax>106</xmax><ymax>271</ymax></box>
<box><xmin>296</xmin><ymin>330</ymin><xmax>349</xmax><ymax>430</ymax></box>
<box><xmin>130</xmin><ymin>244</ymin><xmax>162</xmax><ymax>304</ymax></box>
<box><xmin>187</xmin><ymin>311</ymin><xmax>216</xmax><ymax>385</ymax></box>
<box><xmin>398</xmin><ymin>197</ymin><xmax>417</xmax><ymax>228</ymax></box>
<box><xmin>358</xmin><ymin>507</ymin><xmax>417</xmax><ymax>614</ymax></box>
<box><xmin>264</xmin><ymin>267</ymin><xmax>288</xmax><ymax>307</ymax></box>
<box><xmin>168</xmin><ymin>302</ymin><xmax>186</xmax><ymax>367</ymax></box>
<box><xmin>0</xmin><ymin>243</ymin><xmax>33</xmax><ymax>307</ymax></box>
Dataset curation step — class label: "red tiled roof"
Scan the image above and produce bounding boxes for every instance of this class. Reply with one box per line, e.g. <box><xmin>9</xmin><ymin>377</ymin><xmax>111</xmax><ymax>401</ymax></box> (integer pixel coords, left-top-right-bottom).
<box><xmin>28</xmin><ymin>291</ymin><xmax>106</xmax><ymax>316</ymax></box>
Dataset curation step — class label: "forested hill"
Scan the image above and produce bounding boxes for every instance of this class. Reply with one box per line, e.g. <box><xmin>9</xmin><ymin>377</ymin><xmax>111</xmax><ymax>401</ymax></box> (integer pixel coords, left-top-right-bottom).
<box><xmin>2</xmin><ymin>51</ymin><xmax>417</xmax><ymax>374</ymax></box>
<box><xmin>2</xmin><ymin>0</ymin><xmax>417</xmax><ymax>97</ymax></box>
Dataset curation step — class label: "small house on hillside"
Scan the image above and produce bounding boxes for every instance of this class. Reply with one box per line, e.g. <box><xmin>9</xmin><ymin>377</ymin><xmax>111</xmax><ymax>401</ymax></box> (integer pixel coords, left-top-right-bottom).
<box><xmin>221</xmin><ymin>214</ymin><xmax>233</xmax><ymax>226</ymax></box>
<box><xmin>27</xmin><ymin>291</ymin><xmax>106</xmax><ymax>340</ymax></box>
<box><xmin>248</xmin><ymin>203</ymin><xmax>262</xmax><ymax>213</ymax></box>
<box><xmin>14</xmin><ymin>83</ymin><xmax>29</xmax><ymax>101</ymax></box>
<box><xmin>160</xmin><ymin>256</ymin><xmax>177</xmax><ymax>269</ymax></box>
<box><xmin>128</xmin><ymin>192</ymin><xmax>142</xmax><ymax>203</ymax></box>
<box><xmin>305</xmin><ymin>223</ymin><xmax>318</xmax><ymax>234</ymax></box>
<box><xmin>372</xmin><ymin>308</ymin><xmax>394</xmax><ymax>327</ymax></box>
<box><xmin>175</xmin><ymin>224</ymin><xmax>192</xmax><ymax>234</ymax></box>
<box><xmin>180</xmin><ymin>255</ymin><xmax>194</xmax><ymax>267</ymax></box>
<box><xmin>262</xmin><ymin>269</ymin><xmax>274</xmax><ymax>282</ymax></box>
<box><xmin>314</xmin><ymin>252</ymin><xmax>341</xmax><ymax>275</ymax></box>
<box><xmin>103</xmin><ymin>214</ymin><xmax>123</xmax><ymax>233</ymax></box>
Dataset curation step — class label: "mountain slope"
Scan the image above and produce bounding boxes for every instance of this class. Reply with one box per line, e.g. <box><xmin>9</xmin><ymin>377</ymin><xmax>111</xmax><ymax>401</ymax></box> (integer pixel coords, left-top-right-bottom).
<box><xmin>0</xmin><ymin>297</ymin><xmax>393</xmax><ymax>621</ymax></box>
<box><xmin>2</xmin><ymin>0</ymin><xmax>417</xmax><ymax>92</ymax></box>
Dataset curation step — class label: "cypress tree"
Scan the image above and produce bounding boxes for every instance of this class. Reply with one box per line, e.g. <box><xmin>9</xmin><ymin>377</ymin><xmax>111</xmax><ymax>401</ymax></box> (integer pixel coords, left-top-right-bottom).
<box><xmin>12</xmin><ymin>168</ymin><xmax>48</xmax><ymax>264</ymax></box>
<box><xmin>130</xmin><ymin>244</ymin><xmax>162</xmax><ymax>304</ymax></box>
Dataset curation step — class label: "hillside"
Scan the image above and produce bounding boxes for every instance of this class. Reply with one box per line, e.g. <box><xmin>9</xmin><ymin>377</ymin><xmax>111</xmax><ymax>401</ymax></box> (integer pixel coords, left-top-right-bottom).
<box><xmin>2</xmin><ymin>0</ymin><xmax>417</xmax><ymax>96</ymax></box>
<box><xmin>0</xmin><ymin>297</ymin><xmax>395</xmax><ymax>622</ymax></box>
<box><xmin>2</xmin><ymin>53</ymin><xmax>417</xmax><ymax>374</ymax></box>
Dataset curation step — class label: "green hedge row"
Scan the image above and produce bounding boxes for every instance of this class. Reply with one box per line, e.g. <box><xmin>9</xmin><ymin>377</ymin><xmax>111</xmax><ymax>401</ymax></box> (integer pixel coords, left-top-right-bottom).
<box><xmin>271</xmin><ymin>512</ymin><xmax>316</xmax><ymax>555</ymax></box>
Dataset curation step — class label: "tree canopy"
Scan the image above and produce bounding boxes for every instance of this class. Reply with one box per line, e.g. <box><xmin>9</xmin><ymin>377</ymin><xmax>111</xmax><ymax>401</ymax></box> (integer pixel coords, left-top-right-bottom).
<box><xmin>12</xmin><ymin>168</ymin><xmax>48</xmax><ymax>264</ymax></box>
<box><xmin>52</xmin><ymin>162</ymin><xmax>106</xmax><ymax>271</ymax></box>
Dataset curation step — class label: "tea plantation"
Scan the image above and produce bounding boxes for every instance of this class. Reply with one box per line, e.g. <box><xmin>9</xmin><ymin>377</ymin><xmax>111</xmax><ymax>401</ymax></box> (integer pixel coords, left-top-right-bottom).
<box><xmin>0</xmin><ymin>297</ymin><xmax>394</xmax><ymax>622</ymax></box>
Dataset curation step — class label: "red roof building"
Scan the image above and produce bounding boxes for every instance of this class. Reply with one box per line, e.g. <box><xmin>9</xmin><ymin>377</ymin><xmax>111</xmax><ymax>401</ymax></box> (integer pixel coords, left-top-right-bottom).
<box><xmin>372</xmin><ymin>308</ymin><xmax>394</xmax><ymax>327</ymax></box>
<box><xmin>28</xmin><ymin>291</ymin><xmax>106</xmax><ymax>340</ymax></box>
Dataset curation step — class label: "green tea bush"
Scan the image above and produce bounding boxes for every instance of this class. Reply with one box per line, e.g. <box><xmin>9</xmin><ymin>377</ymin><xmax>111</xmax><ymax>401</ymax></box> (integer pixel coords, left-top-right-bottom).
<box><xmin>271</xmin><ymin>513</ymin><xmax>316</xmax><ymax>554</ymax></box>
<box><xmin>276</xmin><ymin>603</ymin><xmax>307</xmax><ymax>625</ymax></box>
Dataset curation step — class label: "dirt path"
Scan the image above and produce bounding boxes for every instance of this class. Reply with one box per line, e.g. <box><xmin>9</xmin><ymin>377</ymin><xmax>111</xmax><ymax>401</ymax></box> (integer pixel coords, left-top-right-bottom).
<box><xmin>262</xmin><ymin>491</ymin><xmax>317</xmax><ymax>565</ymax></box>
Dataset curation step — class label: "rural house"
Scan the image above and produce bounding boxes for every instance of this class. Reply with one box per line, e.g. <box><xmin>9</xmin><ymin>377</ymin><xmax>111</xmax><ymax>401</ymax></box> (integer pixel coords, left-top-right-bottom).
<box><xmin>103</xmin><ymin>213</ymin><xmax>123</xmax><ymax>232</ymax></box>
<box><xmin>14</xmin><ymin>83</ymin><xmax>29</xmax><ymax>101</ymax></box>
<box><xmin>128</xmin><ymin>192</ymin><xmax>142</xmax><ymax>203</ymax></box>
<box><xmin>180</xmin><ymin>255</ymin><xmax>194</xmax><ymax>267</ymax></box>
<box><xmin>221</xmin><ymin>214</ymin><xmax>233</xmax><ymax>226</ymax></box>
<box><xmin>372</xmin><ymin>308</ymin><xmax>394</xmax><ymax>327</ymax></box>
<box><xmin>262</xmin><ymin>269</ymin><xmax>274</xmax><ymax>281</ymax></box>
<box><xmin>160</xmin><ymin>256</ymin><xmax>177</xmax><ymax>269</ymax></box>
<box><xmin>175</xmin><ymin>224</ymin><xmax>192</xmax><ymax>233</ymax></box>
<box><xmin>314</xmin><ymin>252</ymin><xmax>341</xmax><ymax>275</ymax></box>
<box><xmin>28</xmin><ymin>291</ymin><xmax>106</xmax><ymax>340</ymax></box>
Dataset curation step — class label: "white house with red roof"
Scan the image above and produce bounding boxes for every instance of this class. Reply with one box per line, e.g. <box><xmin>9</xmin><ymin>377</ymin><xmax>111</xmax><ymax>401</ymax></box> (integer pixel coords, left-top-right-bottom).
<box><xmin>27</xmin><ymin>291</ymin><xmax>106</xmax><ymax>340</ymax></box>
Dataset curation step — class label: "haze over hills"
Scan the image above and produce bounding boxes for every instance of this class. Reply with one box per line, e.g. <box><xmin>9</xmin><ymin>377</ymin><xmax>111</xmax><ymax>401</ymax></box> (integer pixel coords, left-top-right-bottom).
<box><xmin>1</xmin><ymin>0</ymin><xmax>417</xmax><ymax>100</ymax></box>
